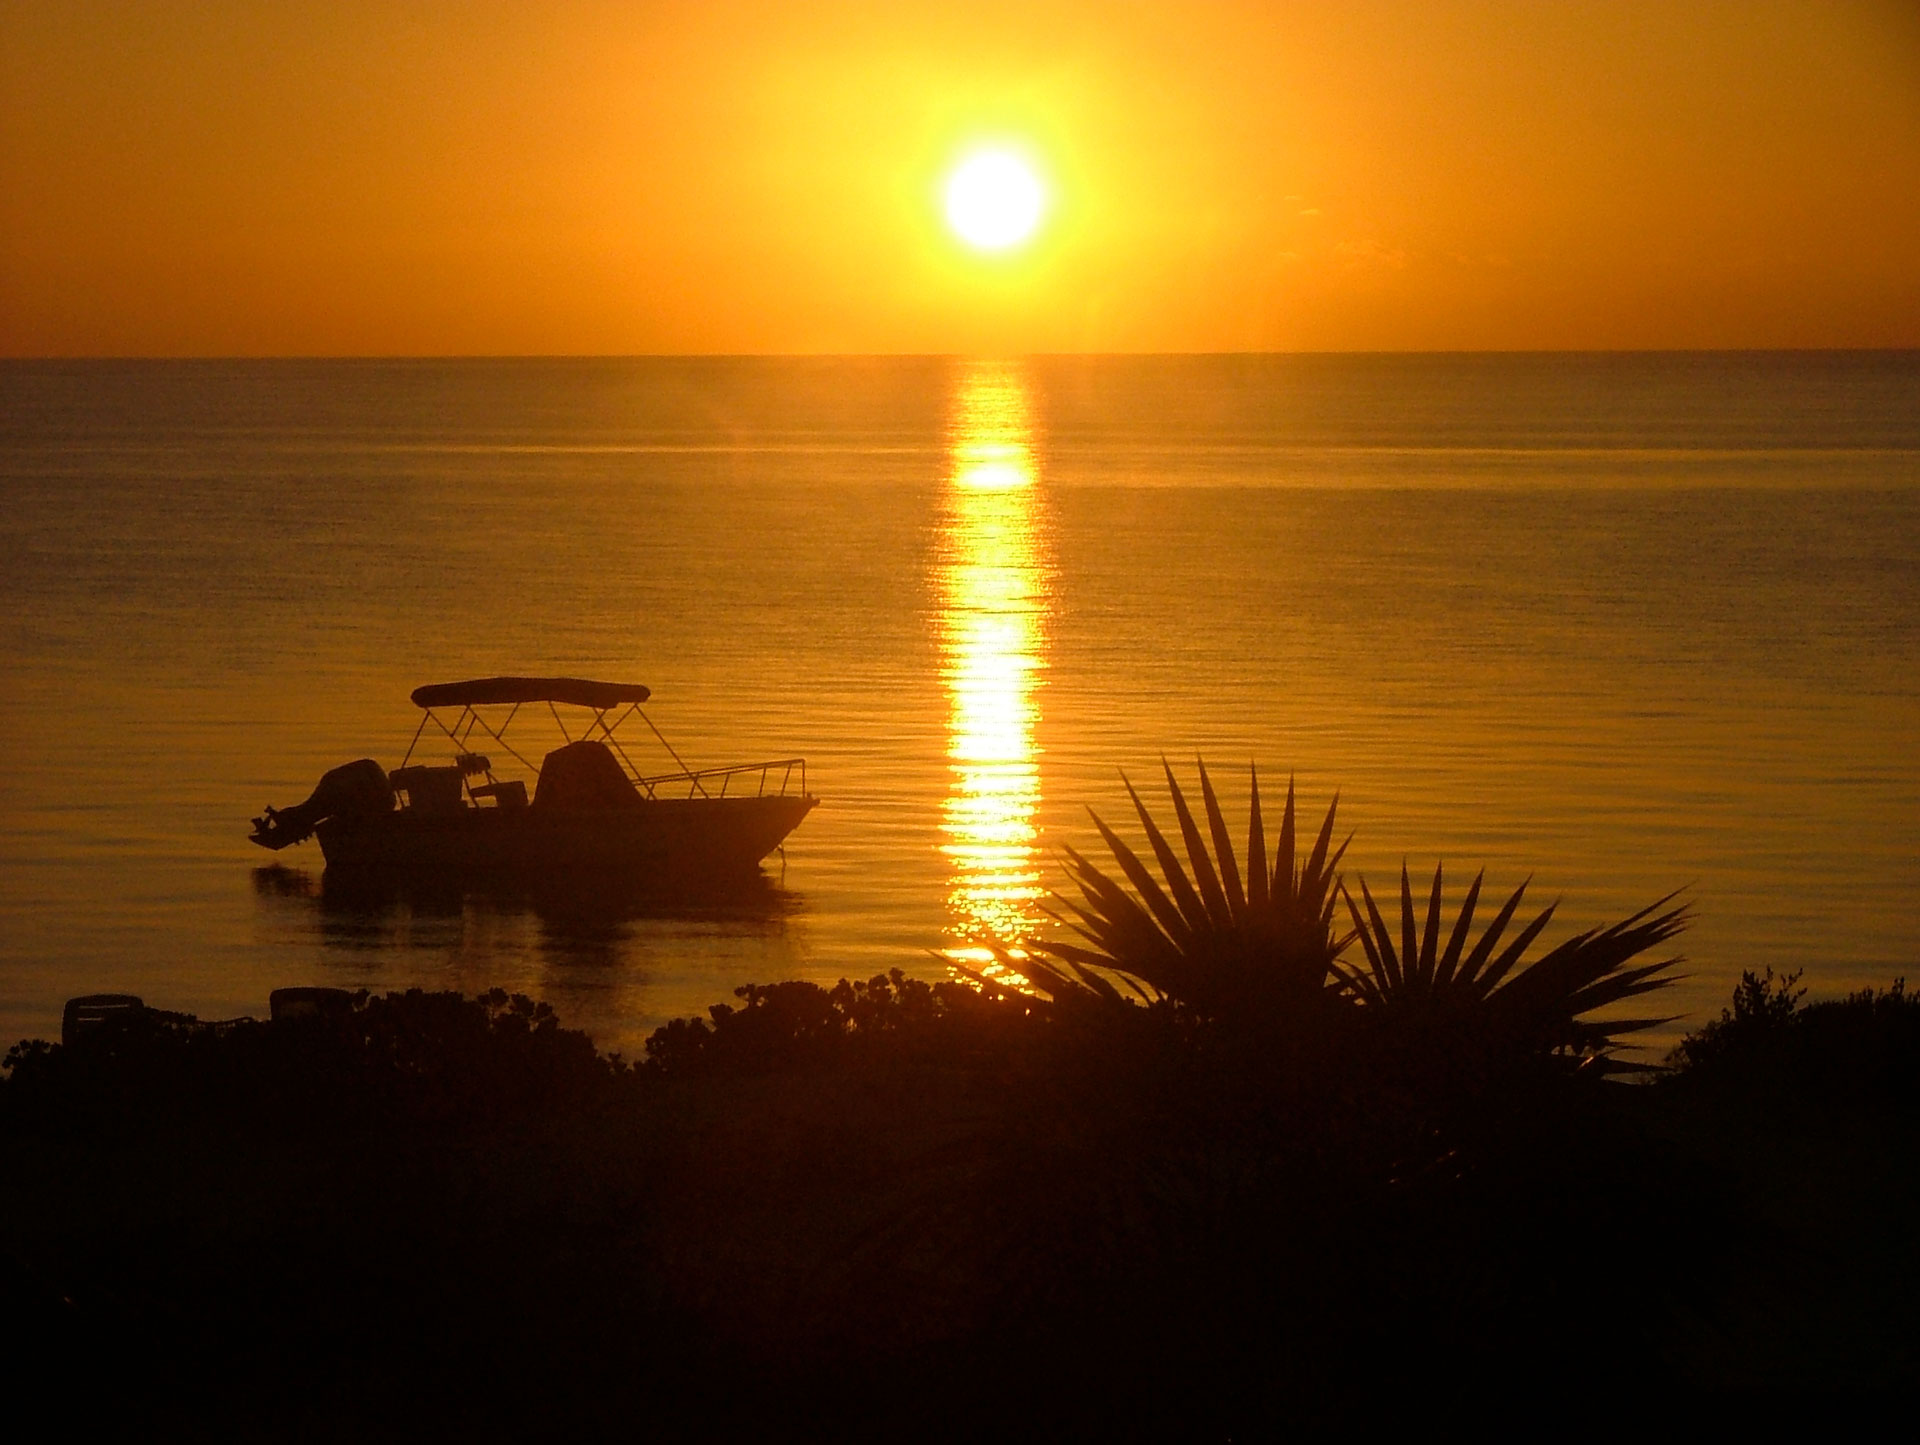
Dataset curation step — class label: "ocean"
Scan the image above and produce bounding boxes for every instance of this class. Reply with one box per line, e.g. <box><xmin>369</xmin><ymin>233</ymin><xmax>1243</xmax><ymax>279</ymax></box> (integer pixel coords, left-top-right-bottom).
<box><xmin>2</xmin><ymin>352</ymin><xmax>1915</xmax><ymax>1058</ymax></box>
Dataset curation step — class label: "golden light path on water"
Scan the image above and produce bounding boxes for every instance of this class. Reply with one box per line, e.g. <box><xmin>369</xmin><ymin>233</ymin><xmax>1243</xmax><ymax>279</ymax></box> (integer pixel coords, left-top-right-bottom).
<box><xmin>937</xmin><ymin>362</ymin><xmax>1051</xmax><ymax>980</ymax></box>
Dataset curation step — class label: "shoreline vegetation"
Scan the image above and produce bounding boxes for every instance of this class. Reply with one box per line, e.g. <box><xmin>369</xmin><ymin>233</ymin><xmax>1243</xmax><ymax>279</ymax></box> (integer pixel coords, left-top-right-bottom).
<box><xmin>5</xmin><ymin>773</ymin><xmax>1917</xmax><ymax>1431</ymax></box>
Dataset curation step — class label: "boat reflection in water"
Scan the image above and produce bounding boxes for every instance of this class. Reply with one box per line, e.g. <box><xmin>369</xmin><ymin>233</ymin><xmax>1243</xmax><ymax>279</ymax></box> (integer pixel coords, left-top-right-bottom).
<box><xmin>251</xmin><ymin>861</ymin><xmax>799</xmax><ymax>963</ymax></box>
<box><xmin>936</xmin><ymin>362</ymin><xmax>1053</xmax><ymax>979</ymax></box>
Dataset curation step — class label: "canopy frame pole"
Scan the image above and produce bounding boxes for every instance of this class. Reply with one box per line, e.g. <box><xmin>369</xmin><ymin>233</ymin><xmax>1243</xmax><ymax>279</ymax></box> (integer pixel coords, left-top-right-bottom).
<box><xmin>594</xmin><ymin>707</ymin><xmax>654</xmax><ymax>795</ymax></box>
<box><xmin>592</xmin><ymin>702</ymin><xmax>640</xmax><ymax>742</ymax></box>
<box><xmin>637</xmin><ymin>707</ymin><xmax>709</xmax><ymax>798</ymax></box>
<box><xmin>419</xmin><ymin>705</ymin><xmax>527</xmax><ymax>772</ymax></box>
<box><xmin>398</xmin><ymin>710</ymin><xmax>430</xmax><ymax>770</ymax></box>
<box><xmin>453</xmin><ymin>708</ymin><xmax>541</xmax><ymax>779</ymax></box>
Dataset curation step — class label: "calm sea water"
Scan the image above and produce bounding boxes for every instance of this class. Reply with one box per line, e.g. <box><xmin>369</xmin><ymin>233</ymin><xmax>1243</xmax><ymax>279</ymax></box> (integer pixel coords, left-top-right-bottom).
<box><xmin>2</xmin><ymin>354</ymin><xmax>1916</xmax><ymax>1058</ymax></box>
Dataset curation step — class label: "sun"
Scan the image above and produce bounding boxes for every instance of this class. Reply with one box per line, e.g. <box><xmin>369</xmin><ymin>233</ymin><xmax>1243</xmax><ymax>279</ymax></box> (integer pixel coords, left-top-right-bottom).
<box><xmin>943</xmin><ymin>149</ymin><xmax>1045</xmax><ymax>252</ymax></box>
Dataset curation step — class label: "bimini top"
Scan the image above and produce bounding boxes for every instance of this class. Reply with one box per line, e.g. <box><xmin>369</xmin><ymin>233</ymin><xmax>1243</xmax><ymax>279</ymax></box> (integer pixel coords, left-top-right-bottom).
<box><xmin>410</xmin><ymin>677</ymin><xmax>652</xmax><ymax>710</ymax></box>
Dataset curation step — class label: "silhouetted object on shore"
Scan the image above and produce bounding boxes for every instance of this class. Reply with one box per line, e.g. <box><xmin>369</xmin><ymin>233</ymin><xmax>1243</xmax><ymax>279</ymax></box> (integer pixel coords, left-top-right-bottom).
<box><xmin>60</xmin><ymin>993</ymin><xmax>143</xmax><ymax>1046</ymax></box>
<box><xmin>27</xmin><ymin>985</ymin><xmax>621</xmax><ymax>1124</ymax></box>
<box><xmin>247</xmin><ymin>676</ymin><xmax>816</xmax><ymax>885</ymax></box>
<box><xmin>268</xmin><ymin>986</ymin><xmax>354</xmax><ymax>1024</ymax></box>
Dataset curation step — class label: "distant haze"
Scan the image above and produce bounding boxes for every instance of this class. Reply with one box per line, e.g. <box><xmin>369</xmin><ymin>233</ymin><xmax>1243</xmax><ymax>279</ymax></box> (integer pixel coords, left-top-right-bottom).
<box><xmin>3</xmin><ymin>0</ymin><xmax>1917</xmax><ymax>355</ymax></box>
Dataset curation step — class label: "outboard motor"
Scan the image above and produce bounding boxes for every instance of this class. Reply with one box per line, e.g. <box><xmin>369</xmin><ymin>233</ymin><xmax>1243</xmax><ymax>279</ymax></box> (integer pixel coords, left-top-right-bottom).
<box><xmin>250</xmin><ymin>758</ymin><xmax>393</xmax><ymax>849</ymax></box>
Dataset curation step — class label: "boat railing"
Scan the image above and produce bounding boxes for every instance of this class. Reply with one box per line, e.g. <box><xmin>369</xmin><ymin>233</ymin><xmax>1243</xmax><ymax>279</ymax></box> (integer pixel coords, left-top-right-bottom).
<box><xmin>634</xmin><ymin>757</ymin><xmax>808</xmax><ymax>801</ymax></box>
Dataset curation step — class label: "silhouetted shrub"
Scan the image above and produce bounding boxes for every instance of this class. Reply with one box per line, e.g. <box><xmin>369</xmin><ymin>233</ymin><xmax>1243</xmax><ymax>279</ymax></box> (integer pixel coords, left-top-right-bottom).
<box><xmin>2</xmin><ymin>986</ymin><xmax>627</xmax><ymax>1133</ymax></box>
<box><xmin>1667</xmin><ymin>970</ymin><xmax>1920</xmax><ymax>1111</ymax></box>
<box><xmin>1667</xmin><ymin>967</ymin><xmax>1806</xmax><ymax>1070</ymax></box>
<box><xmin>641</xmin><ymin>967</ymin><xmax>1038</xmax><ymax>1078</ymax></box>
<box><xmin>9</xmin><ymin>959</ymin><xmax>1920</xmax><ymax>1429</ymax></box>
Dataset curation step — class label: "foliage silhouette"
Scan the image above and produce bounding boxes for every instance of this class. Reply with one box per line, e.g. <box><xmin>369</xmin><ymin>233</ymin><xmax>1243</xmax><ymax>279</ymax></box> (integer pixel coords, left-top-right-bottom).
<box><xmin>1026</xmin><ymin>761</ymin><xmax>1352</xmax><ymax>1026</ymax></box>
<box><xmin>642</xmin><ymin>967</ymin><xmax>1034</xmax><ymax>1077</ymax></box>
<box><xmin>1665</xmin><ymin>966</ymin><xmax>1805</xmax><ymax>1070</ymax></box>
<box><xmin>1016</xmin><ymin>760</ymin><xmax>1685</xmax><ymax>1094</ymax></box>
<box><xmin>1339</xmin><ymin>863</ymin><xmax>1688</xmax><ymax>1075</ymax></box>
<box><xmin>7</xmin><ymin>961</ymin><xmax>1920</xmax><ymax>1428</ymax></box>
<box><xmin>1666</xmin><ymin>968</ymin><xmax>1919</xmax><ymax>1110</ymax></box>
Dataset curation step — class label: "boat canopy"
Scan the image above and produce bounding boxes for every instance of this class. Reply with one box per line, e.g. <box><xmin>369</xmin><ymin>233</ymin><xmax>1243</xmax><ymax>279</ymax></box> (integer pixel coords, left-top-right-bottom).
<box><xmin>410</xmin><ymin>677</ymin><xmax>652</xmax><ymax>710</ymax></box>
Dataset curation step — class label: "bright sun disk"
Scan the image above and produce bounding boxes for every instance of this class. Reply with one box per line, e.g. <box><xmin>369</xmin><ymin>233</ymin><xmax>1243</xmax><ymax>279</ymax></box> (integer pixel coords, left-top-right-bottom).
<box><xmin>944</xmin><ymin>150</ymin><xmax>1045</xmax><ymax>252</ymax></box>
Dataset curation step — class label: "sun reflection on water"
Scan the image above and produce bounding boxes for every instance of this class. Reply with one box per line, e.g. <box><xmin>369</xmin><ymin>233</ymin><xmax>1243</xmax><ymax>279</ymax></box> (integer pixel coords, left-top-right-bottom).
<box><xmin>937</xmin><ymin>362</ymin><xmax>1051</xmax><ymax>979</ymax></box>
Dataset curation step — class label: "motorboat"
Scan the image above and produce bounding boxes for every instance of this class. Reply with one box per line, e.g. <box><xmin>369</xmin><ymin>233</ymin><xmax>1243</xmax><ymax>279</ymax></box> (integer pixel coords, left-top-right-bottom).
<box><xmin>248</xmin><ymin>677</ymin><xmax>815</xmax><ymax>881</ymax></box>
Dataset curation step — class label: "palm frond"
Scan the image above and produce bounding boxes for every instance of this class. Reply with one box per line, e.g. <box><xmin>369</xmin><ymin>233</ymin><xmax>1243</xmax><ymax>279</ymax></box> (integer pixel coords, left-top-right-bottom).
<box><xmin>1029</xmin><ymin>762</ymin><xmax>1352</xmax><ymax>1022</ymax></box>
<box><xmin>1339</xmin><ymin>865</ymin><xmax>1688</xmax><ymax>1064</ymax></box>
<box><xmin>1195</xmin><ymin>761</ymin><xmax>1245</xmax><ymax>913</ymax></box>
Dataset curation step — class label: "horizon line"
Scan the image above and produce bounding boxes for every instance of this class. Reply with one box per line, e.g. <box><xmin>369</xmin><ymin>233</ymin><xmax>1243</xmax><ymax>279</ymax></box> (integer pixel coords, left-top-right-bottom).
<box><xmin>5</xmin><ymin>345</ymin><xmax>1918</xmax><ymax>364</ymax></box>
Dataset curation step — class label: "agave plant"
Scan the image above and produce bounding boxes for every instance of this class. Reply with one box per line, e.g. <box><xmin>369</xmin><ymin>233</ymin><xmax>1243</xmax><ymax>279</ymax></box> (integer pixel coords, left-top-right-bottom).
<box><xmin>1022</xmin><ymin>761</ymin><xmax>1354</xmax><ymax>1024</ymax></box>
<box><xmin>1338</xmin><ymin>864</ymin><xmax>1687</xmax><ymax>1071</ymax></box>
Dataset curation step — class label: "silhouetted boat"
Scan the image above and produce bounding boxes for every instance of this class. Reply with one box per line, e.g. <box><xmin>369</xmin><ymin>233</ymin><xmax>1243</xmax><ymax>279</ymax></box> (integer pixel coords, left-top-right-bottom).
<box><xmin>249</xmin><ymin>677</ymin><xmax>815</xmax><ymax>882</ymax></box>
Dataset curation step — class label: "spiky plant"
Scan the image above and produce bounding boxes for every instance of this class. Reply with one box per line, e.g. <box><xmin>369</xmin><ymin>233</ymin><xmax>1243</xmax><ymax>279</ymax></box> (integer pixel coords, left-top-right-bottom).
<box><xmin>1338</xmin><ymin>865</ymin><xmax>1687</xmax><ymax>1074</ymax></box>
<box><xmin>1022</xmin><ymin>762</ymin><xmax>1354</xmax><ymax>1025</ymax></box>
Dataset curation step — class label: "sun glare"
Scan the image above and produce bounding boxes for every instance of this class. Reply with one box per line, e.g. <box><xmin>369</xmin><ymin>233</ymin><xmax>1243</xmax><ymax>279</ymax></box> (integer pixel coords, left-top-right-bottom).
<box><xmin>943</xmin><ymin>150</ymin><xmax>1045</xmax><ymax>252</ymax></box>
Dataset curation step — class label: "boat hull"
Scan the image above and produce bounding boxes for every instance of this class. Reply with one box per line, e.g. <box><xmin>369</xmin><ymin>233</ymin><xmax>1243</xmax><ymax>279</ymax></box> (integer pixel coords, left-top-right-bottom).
<box><xmin>314</xmin><ymin>795</ymin><xmax>816</xmax><ymax>882</ymax></box>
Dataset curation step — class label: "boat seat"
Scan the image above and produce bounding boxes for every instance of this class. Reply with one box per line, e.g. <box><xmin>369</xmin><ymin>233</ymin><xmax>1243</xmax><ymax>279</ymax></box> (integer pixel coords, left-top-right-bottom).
<box><xmin>470</xmin><ymin>780</ymin><xmax>529</xmax><ymax>809</ymax></box>
<box><xmin>391</xmin><ymin>765</ymin><xmax>468</xmax><ymax>816</ymax></box>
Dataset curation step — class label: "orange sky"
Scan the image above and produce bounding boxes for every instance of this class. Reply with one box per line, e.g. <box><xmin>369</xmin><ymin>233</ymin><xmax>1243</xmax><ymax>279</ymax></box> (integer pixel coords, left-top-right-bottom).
<box><xmin>3</xmin><ymin>0</ymin><xmax>1917</xmax><ymax>355</ymax></box>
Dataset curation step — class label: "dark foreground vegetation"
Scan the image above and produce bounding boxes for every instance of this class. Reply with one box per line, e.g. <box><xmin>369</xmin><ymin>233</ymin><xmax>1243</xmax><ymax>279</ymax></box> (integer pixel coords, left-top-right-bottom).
<box><xmin>5</xmin><ymin>772</ymin><xmax>1916</xmax><ymax>1434</ymax></box>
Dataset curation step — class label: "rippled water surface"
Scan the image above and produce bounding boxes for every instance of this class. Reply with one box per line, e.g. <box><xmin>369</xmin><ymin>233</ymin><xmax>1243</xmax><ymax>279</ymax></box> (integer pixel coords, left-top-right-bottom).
<box><xmin>2</xmin><ymin>354</ymin><xmax>1915</xmax><ymax>1056</ymax></box>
